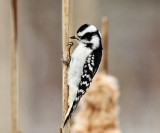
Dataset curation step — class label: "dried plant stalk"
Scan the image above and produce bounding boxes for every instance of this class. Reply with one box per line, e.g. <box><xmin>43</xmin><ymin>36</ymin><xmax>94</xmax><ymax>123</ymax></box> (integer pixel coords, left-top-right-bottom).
<box><xmin>11</xmin><ymin>0</ymin><xmax>19</xmax><ymax>133</ymax></box>
<box><xmin>62</xmin><ymin>0</ymin><xmax>71</xmax><ymax>132</ymax></box>
<box><xmin>99</xmin><ymin>17</ymin><xmax>108</xmax><ymax>73</ymax></box>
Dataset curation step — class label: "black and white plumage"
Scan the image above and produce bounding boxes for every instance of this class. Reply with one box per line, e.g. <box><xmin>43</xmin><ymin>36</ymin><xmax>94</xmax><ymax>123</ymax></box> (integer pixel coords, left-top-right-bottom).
<box><xmin>63</xmin><ymin>24</ymin><xmax>103</xmax><ymax>126</ymax></box>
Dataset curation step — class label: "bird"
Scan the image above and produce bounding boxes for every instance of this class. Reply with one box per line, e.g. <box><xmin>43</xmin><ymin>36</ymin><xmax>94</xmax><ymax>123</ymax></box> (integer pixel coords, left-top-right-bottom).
<box><xmin>63</xmin><ymin>24</ymin><xmax>103</xmax><ymax>127</ymax></box>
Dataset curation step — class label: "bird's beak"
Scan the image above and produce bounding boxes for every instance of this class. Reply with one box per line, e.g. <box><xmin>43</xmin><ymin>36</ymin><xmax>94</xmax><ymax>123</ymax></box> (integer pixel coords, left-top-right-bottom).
<box><xmin>70</xmin><ymin>34</ymin><xmax>80</xmax><ymax>40</ymax></box>
<box><xmin>70</xmin><ymin>36</ymin><xmax>76</xmax><ymax>39</ymax></box>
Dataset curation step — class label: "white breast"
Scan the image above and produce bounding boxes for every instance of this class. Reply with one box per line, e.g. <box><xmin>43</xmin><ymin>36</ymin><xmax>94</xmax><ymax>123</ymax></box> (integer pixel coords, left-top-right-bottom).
<box><xmin>67</xmin><ymin>43</ymin><xmax>92</xmax><ymax>105</ymax></box>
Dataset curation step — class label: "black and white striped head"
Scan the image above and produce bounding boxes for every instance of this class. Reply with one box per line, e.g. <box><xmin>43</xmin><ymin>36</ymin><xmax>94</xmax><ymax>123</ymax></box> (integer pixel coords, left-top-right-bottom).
<box><xmin>70</xmin><ymin>24</ymin><xmax>102</xmax><ymax>49</ymax></box>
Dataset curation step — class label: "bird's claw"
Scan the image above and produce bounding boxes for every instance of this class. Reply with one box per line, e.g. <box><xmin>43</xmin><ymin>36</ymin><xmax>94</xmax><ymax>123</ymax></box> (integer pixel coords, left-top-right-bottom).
<box><xmin>62</xmin><ymin>59</ymin><xmax>70</xmax><ymax>66</ymax></box>
<box><xmin>68</xmin><ymin>42</ymin><xmax>74</xmax><ymax>47</ymax></box>
<box><xmin>62</xmin><ymin>42</ymin><xmax>73</xmax><ymax>66</ymax></box>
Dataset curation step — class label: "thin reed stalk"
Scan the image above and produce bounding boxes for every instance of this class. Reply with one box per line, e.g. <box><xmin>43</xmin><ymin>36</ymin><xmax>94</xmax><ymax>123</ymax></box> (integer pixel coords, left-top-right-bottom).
<box><xmin>11</xmin><ymin>0</ymin><xmax>19</xmax><ymax>133</ymax></box>
<box><xmin>99</xmin><ymin>17</ymin><xmax>108</xmax><ymax>73</ymax></box>
<box><xmin>62</xmin><ymin>0</ymin><xmax>71</xmax><ymax>133</ymax></box>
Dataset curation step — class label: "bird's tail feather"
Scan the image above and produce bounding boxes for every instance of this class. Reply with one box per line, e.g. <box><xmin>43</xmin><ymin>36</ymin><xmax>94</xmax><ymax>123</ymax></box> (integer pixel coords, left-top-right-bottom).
<box><xmin>63</xmin><ymin>104</ymin><xmax>74</xmax><ymax>127</ymax></box>
<box><xmin>63</xmin><ymin>97</ymin><xmax>80</xmax><ymax>127</ymax></box>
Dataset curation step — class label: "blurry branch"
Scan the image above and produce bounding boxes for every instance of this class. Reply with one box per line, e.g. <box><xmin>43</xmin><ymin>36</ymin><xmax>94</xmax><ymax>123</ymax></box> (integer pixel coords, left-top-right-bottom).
<box><xmin>99</xmin><ymin>17</ymin><xmax>108</xmax><ymax>73</ymax></box>
<box><xmin>59</xmin><ymin>127</ymin><xmax>62</xmax><ymax>133</ymax></box>
<box><xmin>11</xmin><ymin>0</ymin><xmax>20</xmax><ymax>133</ymax></box>
<box><xmin>61</xmin><ymin>0</ymin><xmax>71</xmax><ymax>133</ymax></box>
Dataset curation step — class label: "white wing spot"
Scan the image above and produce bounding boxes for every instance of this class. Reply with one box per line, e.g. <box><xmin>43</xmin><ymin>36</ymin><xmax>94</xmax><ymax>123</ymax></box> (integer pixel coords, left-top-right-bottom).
<box><xmin>78</xmin><ymin>89</ymin><xmax>85</xmax><ymax>94</ymax></box>
<box><xmin>89</xmin><ymin>77</ymin><xmax>92</xmax><ymax>81</ymax></box>
<box><xmin>82</xmin><ymin>81</ymin><xmax>89</xmax><ymax>86</ymax></box>
<box><xmin>86</xmin><ymin>74</ymin><xmax>90</xmax><ymax>78</ymax></box>
<box><xmin>75</xmin><ymin>97</ymin><xmax>79</xmax><ymax>101</ymax></box>
<box><xmin>88</xmin><ymin>64</ymin><xmax>93</xmax><ymax>71</ymax></box>
<box><xmin>87</xmin><ymin>57</ymin><xmax>91</xmax><ymax>63</ymax></box>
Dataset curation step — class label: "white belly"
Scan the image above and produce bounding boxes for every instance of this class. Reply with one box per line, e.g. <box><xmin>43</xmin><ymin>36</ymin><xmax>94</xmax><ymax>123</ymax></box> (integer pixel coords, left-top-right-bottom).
<box><xmin>67</xmin><ymin>44</ymin><xmax>92</xmax><ymax>106</ymax></box>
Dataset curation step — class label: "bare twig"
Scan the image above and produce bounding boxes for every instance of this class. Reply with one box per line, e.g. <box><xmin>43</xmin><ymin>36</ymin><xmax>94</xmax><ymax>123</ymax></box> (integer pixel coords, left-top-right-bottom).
<box><xmin>11</xmin><ymin>0</ymin><xmax>19</xmax><ymax>133</ymax></box>
<box><xmin>59</xmin><ymin>127</ymin><xmax>62</xmax><ymax>133</ymax></box>
<box><xmin>62</xmin><ymin>0</ymin><xmax>71</xmax><ymax>133</ymax></box>
<box><xmin>99</xmin><ymin>17</ymin><xmax>108</xmax><ymax>73</ymax></box>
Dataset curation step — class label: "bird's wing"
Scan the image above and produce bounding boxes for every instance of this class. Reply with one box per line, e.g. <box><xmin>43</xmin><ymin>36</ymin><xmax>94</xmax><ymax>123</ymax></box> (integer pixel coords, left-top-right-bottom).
<box><xmin>77</xmin><ymin>47</ymin><xmax>102</xmax><ymax>97</ymax></box>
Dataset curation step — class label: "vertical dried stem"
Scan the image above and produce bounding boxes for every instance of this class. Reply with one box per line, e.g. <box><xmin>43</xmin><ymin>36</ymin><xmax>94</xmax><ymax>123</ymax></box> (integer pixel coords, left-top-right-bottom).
<box><xmin>11</xmin><ymin>0</ymin><xmax>19</xmax><ymax>133</ymax></box>
<box><xmin>99</xmin><ymin>17</ymin><xmax>108</xmax><ymax>73</ymax></box>
<box><xmin>62</xmin><ymin>0</ymin><xmax>71</xmax><ymax>133</ymax></box>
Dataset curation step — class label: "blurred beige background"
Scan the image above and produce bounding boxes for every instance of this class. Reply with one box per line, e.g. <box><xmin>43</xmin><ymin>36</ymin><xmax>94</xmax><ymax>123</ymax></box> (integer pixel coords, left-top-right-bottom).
<box><xmin>0</xmin><ymin>0</ymin><xmax>160</xmax><ymax>133</ymax></box>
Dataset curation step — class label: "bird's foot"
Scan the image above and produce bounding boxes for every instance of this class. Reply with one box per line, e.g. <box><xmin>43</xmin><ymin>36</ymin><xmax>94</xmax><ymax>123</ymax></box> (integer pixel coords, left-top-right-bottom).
<box><xmin>62</xmin><ymin>59</ymin><xmax>70</xmax><ymax>66</ymax></box>
<box><xmin>62</xmin><ymin>42</ymin><xmax>74</xmax><ymax>66</ymax></box>
<box><xmin>68</xmin><ymin>42</ymin><xmax>74</xmax><ymax>47</ymax></box>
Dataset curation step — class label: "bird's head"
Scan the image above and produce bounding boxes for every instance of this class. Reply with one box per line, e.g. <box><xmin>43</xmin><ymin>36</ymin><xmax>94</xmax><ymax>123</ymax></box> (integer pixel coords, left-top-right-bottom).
<box><xmin>70</xmin><ymin>24</ymin><xmax>102</xmax><ymax>49</ymax></box>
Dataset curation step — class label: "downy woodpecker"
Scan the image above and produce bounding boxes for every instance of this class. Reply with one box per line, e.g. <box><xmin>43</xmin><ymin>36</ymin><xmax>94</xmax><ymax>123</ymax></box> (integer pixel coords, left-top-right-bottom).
<box><xmin>63</xmin><ymin>24</ymin><xmax>103</xmax><ymax>126</ymax></box>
